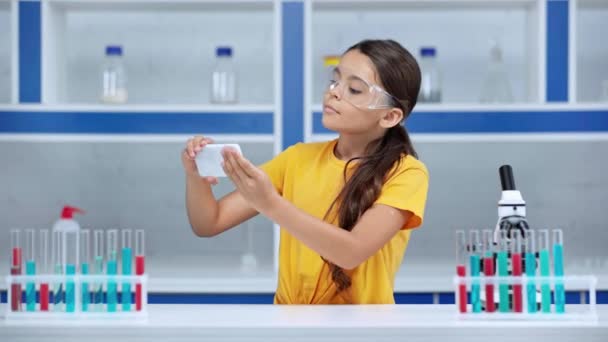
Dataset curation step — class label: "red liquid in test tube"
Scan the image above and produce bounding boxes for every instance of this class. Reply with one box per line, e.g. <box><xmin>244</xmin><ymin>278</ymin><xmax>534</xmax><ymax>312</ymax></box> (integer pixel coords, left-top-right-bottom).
<box><xmin>135</xmin><ymin>255</ymin><xmax>145</xmax><ymax>311</ymax></box>
<box><xmin>484</xmin><ymin>257</ymin><xmax>495</xmax><ymax>312</ymax></box>
<box><xmin>511</xmin><ymin>230</ymin><xmax>523</xmax><ymax>313</ymax></box>
<box><xmin>483</xmin><ymin>230</ymin><xmax>495</xmax><ymax>312</ymax></box>
<box><xmin>455</xmin><ymin>231</ymin><xmax>467</xmax><ymax>313</ymax></box>
<box><xmin>135</xmin><ymin>229</ymin><xmax>145</xmax><ymax>311</ymax></box>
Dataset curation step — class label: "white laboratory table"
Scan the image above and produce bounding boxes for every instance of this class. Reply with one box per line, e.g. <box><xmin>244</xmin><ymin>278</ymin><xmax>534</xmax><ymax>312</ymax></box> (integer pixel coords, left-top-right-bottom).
<box><xmin>1</xmin><ymin>304</ymin><xmax>607</xmax><ymax>342</ymax></box>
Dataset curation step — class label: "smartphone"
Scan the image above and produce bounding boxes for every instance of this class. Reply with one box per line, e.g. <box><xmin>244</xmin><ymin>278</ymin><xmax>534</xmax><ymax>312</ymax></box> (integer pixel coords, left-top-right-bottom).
<box><xmin>195</xmin><ymin>143</ymin><xmax>243</xmax><ymax>177</ymax></box>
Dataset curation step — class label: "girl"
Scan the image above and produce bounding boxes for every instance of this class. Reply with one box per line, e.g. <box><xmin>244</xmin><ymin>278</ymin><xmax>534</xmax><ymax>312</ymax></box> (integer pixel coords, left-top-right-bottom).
<box><xmin>182</xmin><ymin>39</ymin><xmax>429</xmax><ymax>304</ymax></box>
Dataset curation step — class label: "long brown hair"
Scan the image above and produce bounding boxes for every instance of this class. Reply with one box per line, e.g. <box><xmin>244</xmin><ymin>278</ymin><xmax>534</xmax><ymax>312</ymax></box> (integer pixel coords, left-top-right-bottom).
<box><xmin>324</xmin><ymin>39</ymin><xmax>421</xmax><ymax>292</ymax></box>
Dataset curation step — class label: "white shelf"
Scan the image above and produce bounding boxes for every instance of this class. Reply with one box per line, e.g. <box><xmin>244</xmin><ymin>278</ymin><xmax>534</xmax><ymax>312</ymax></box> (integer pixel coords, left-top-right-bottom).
<box><xmin>573</xmin><ymin>0</ymin><xmax>608</xmax><ymax>103</ymax></box>
<box><xmin>42</xmin><ymin>0</ymin><xmax>277</xmax><ymax>105</ymax></box>
<box><xmin>307</xmin><ymin>0</ymin><xmax>544</xmax><ymax>107</ymax></box>
<box><xmin>0</xmin><ymin>0</ymin><xmax>13</xmax><ymax>104</ymax></box>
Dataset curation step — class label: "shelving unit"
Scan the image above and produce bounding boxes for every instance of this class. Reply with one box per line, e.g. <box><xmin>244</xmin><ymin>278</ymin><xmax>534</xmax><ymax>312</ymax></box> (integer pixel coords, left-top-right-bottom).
<box><xmin>0</xmin><ymin>0</ymin><xmax>14</xmax><ymax>104</ymax></box>
<box><xmin>42</xmin><ymin>0</ymin><xmax>276</xmax><ymax>106</ymax></box>
<box><xmin>572</xmin><ymin>0</ymin><xmax>608</xmax><ymax>103</ymax></box>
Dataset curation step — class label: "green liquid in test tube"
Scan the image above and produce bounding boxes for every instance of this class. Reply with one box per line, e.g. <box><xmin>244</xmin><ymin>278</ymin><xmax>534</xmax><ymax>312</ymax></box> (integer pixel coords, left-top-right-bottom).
<box><xmin>524</xmin><ymin>230</ymin><xmax>537</xmax><ymax>313</ymax></box>
<box><xmin>80</xmin><ymin>230</ymin><xmax>91</xmax><ymax>312</ymax></box>
<box><xmin>539</xmin><ymin>230</ymin><xmax>552</xmax><ymax>313</ymax></box>
<box><xmin>25</xmin><ymin>229</ymin><xmax>36</xmax><ymax>312</ymax></box>
<box><xmin>497</xmin><ymin>230</ymin><xmax>510</xmax><ymax>313</ymax></box>
<box><xmin>93</xmin><ymin>230</ymin><xmax>104</xmax><ymax>311</ymax></box>
<box><xmin>107</xmin><ymin>230</ymin><xmax>118</xmax><ymax>312</ymax></box>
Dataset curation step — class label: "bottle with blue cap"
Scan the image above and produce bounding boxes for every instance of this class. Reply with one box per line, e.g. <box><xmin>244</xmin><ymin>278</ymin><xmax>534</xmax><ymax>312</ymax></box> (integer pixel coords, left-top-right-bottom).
<box><xmin>211</xmin><ymin>46</ymin><xmax>237</xmax><ymax>104</ymax></box>
<box><xmin>418</xmin><ymin>46</ymin><xmax>442</xmax><ymax>103</ymax></box>
<box><xmin>101</xmin><ymin>45</ymin><xmax>128</xmax><ymax>104</ymax></box>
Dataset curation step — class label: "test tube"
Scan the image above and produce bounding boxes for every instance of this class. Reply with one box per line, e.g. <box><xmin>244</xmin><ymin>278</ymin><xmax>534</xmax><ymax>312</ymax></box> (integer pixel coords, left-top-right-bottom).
<box><xmin>10</xmin><ymin>229</ymin><xmax>22</xmax><ymax>312</ymax></box>
<box><xmin>93</xmin><ymin>230</ymin><xmax>104</xmax><ymax>311</ymax></box>
<box><xmin>482</xmin><ymin>230</ymin><xmax>495</xmax><ymax>313</ymax></box>
<box><xmin>107</xmin><ymin>229</ymin><xmax>118</xmax><ymax>312</ymax></box>
<box><xmin>65</xmin><ymin>231</ymin><xmax>77</xmax><ymax>312</ymax></box>
<box><xmin>25</xmin><ymin>229</ymin><xmax>36</xmax><ymax>311</ymax></box>
<box><xmin>455</xmin><ymin>230</ymin><xmax>467</xmax><ymax>313</ymax></box>
<box><xmin>511</xmin><ymin>230</ymin><xmax>523</xmax><ymax>313</ymax></box>
<box><xmin>538</xmin><ymin>229</ymin><xmax>552</xmax><ymax>313</ymax></box>
<box><xmin>52</xmin><ymin>230</ymin><xmax>64</xmax><ymax>311</ymax></box>
<box><xmin>80</xmin><ymin>229</ymin><xmax>91</xmax><ymax>311</ymax></box>
<box><xmin>39</xmin><ymin>229</ymin><xmax>50</xmax><ymax>311</ymax></box>
<box><xmin>553</xmin><ymin>229</ymin><xmax>565</xmax><ymax>313</ymax></box>
<box><xmin>135</xmin><ymin>229</ymin><xmax>145</xmax><ymax>311</ymax></box>
<box><xmin>524</xmin><ymin>230</ymin><xmax>537</xmax><ymax>313</ymax></box>
<box><xmin>497</xmin><ymin>230</ymin><xmax>510</xmax><ymax>313</ymax></box>
<box><xmin>469</xmin><ymin>230</ymin><xmax>481</xmax><ymax>313</ymax></box>
<box><xmin>121</xmin><ymin>229</ymin><xmax>133</xmax><ymax>311</ymax></box>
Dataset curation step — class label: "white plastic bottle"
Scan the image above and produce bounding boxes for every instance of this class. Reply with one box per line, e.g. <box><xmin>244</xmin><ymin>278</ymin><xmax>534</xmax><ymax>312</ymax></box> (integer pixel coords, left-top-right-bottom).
<box><xmin>52</xmin><ymin>206</ymin><xmax>84</xmax><ymax>273</ymax></box>
<box><xmin>480</xmin><ymin>41</ymin><xmax>514</xmax><ymax>103</ymax></box>
<box><xmin>211</xmin><ymin>46</ymin><xmax>237</xmax><ymax>104</ymax></box>
<box><xmin>101</xmin><ymin>45</ymin><xmax>128</xmax><ymax>104</ymax></box>
<box><xmin>418</xmin><ymin>47</ymin><xmax>442</xmax><ymax>103</ymax></box>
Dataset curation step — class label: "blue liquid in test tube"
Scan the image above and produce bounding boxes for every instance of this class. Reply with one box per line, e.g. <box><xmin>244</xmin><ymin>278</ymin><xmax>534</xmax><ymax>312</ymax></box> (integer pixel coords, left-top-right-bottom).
<box><xmin>65</xmin><ymin>264</ymin><xmax>76</xmax><ymax>312</ymax></box>
<box><xmin>539</xmin><ymin>230</ymin><xmax>552</xmax><ymax>313</ymax></box>
<box><xmin>524</xmin><ymin>230</ymin><xmax>537</xmax><ymax>313</ymax></box>
<box><xmin>553</xmin><ymin>229</ymin><xmax>565</xmax><ymax>313</ymax></box>
<box><xmin>469</xmin><ymin>230</ymin><xmax>481</xmax><ymax>313</ymax></box>
<box><xmin>25</xmin><ymin>229</ymin><xmax>36</xmax><ymax>311</ymax></box>
<box><xmin>81</xmin><ymin>230</ymin><xmax>91</xmax><ymax>312</ymax></box>
<box><xmin>122</xmin><ymin>229</ymin><xmax>133</xmax><ymax>311</ymax></box>
<box><xmin>107</xmin><ymin>229</ymin><xmax>118</xmax><ymax>312</ymax></box>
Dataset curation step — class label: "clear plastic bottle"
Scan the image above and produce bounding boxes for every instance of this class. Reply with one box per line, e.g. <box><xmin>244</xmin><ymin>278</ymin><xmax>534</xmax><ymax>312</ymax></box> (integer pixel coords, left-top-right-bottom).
<box><xmin>101</xmin><ymin>45</ymin><xmax>128</xmax><ymax>104</ymax></box>
<box><xmin>418</xmin><ymin>47</ymin><xmax>442</xmax><ymax>103</ymax></box>
<box><xmin>211</xmin><ymin>46</ymin><xmax>237</xmax><ymax>104</ymax></box>
<box><xmin>480</xmin><ymin>41</ymin><xmax>514</xmax><ymax>103</ymax></box>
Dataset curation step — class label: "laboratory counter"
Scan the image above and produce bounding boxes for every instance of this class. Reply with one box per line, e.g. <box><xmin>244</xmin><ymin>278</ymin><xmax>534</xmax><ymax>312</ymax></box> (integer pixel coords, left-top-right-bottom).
<box><xmin>0</xmin><ymin>304</ymin><xmax>607</xmax><ymax>341</ymax></box>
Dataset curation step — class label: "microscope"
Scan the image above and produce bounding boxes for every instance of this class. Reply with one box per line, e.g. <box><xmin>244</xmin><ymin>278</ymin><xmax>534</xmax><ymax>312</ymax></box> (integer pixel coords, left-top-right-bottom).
<box><xmin>493</xmin><ymin>164</ymin><xmax>530</xmax><ymax>243</ymax></box>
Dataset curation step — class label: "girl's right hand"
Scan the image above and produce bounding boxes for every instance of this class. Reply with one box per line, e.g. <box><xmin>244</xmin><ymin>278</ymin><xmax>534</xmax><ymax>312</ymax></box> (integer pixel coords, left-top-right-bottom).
<box><xmin>182</xmin><ymin>136</ymin><xmax>218</xmax><ymax>185</ymax></box>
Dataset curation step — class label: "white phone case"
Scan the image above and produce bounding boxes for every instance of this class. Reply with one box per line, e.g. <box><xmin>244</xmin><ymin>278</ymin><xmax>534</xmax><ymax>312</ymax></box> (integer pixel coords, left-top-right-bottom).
<box><xmin>195</xmin><ymin>143</ymin><xmax>243</xmax><ymax>177</ymax></box>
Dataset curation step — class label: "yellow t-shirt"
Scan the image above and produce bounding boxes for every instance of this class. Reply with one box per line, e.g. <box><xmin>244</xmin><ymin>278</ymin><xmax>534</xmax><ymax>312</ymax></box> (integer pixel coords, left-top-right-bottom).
<box><xmin>260</xmin><ymin>139</ymin><xmax>429</xmax><ymax>304</ymax></box>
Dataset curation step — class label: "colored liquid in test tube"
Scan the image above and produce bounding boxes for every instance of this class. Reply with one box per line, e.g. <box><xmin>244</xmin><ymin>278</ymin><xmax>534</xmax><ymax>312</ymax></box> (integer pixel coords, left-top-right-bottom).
<box><xmin>52</xmin><ymin>231</ymin><xmax>64</xmax><ymax>312</ymax></box>
<box><xmin>107</xmin><ymin>230</ymin><xmax>118</xmax><ymax>312</ymax></box>
<box><xmin>497</xmin><ymin>230</ymin><xmax>510</xmax><ymax>313</ymax></box>
<box><xmin>524</xmin><ymin>230</ymin><xmax>537</xmax><ymax>313</ymax></box>
<box><xmin>39</xmin><ymin>230</ymin><xmax>50</xmax><ymax>311</ymax></box>
<box><xmin>81</xmin><ymin>230</ymin><xmax>91</xmax><ymax>312</ymax></box>
<box><xmin>65</xmin><ymin>229</ymin><xmax>77</xmax><ymax>312</ymax></box>
<box><xmin>122</xmin><ymin>229</ymin><xmax>133</xmax><ymax>311</ymax></box>
<box><xmin>553</xmin><ymin>229</ymin><xmax>565</xmax><ymax>313</ymax></box>
<box><xmin>511</xmin><ymin>230</ymin><xmax>523</xmax><ymax>313</ymax></box>
<box><xmin>469</xmin><ymin>230</ymin><xmax>482</xmax><ymax>313</ymax></box>
<box><xmin>135</xmin><ymin>229</ymin><xmax>145</xmax><ymax>311</ymax></box>
<box><xmin>93</xmin><ymin>230</ymin><xmax>105</xmax><ymax>311</ymax></box>
<box><xmin>482</xmin><ymin>230</ymin><xmax>495</xmax><ymax>313</ymax></box>
<box><xmin>10</xmin><ymin>229</ymin><xmax>22</xmax><ymax>312</ymax></box>
<box><xmin>539</xmin><ymin>229</ymin><xmax>552</xmax><ymax>313</ymax></box>
<box><xmin>25</xmin><ymin>229</ymin><xmax>36</xmax><ymax>311</ymax></box>
<box><xmin>455</xmin><ymin>230</ymin><xmax>467</xmax><ymax>313</ymax></box>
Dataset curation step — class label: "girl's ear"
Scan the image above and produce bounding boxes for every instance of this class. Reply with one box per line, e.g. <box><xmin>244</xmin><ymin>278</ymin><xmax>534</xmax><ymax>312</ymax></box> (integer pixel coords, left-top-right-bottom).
<box><xmin>379</xmin><ymin>108</ymin><xmax>404</xmax><ymax>129</ymax></box>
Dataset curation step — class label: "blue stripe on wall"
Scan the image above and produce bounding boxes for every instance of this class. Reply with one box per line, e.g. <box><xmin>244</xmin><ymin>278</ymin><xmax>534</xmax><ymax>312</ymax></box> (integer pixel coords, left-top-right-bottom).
<box><xmin>281</xmin><ymin>1</ymin><xmax>304</xmax><ymax>149</ymax></box>
<box><xmin>0</xmin><ymin>111</ymin><xmax>274</xmax><ymax>134</ymax></box>
<box><xmin>18</xmin><ymin>0</ymin><xmax>42</xmax><ymax>103</ymax></box>
<box><xmin>313</xmin><ymin>110</ymin><xmax>608</xmax><ymax>134</ymax></box>
<box><xmin>546</xmin><ymin>0</ymin><xmax>569</xmax><ymax>102</ymax></box>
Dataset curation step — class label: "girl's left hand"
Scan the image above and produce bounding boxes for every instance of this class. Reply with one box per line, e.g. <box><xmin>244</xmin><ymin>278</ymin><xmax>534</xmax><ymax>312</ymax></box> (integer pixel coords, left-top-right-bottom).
<box><xmin>222</xmin><ymin>148</ymin><xmax>280</xmax><ymax>214</ymax></box>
